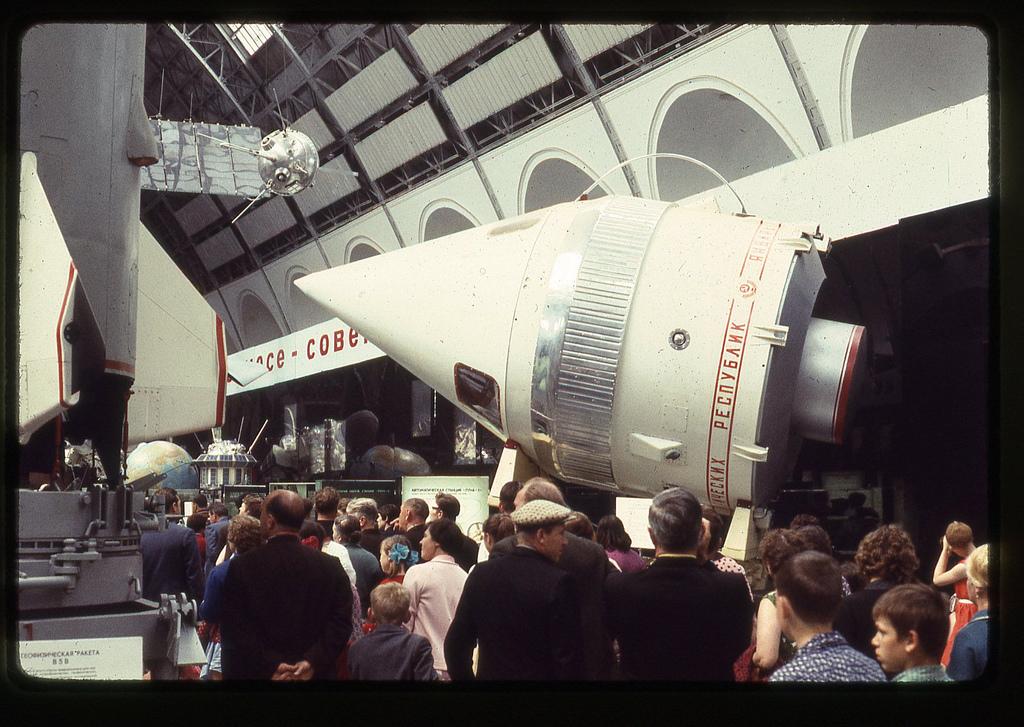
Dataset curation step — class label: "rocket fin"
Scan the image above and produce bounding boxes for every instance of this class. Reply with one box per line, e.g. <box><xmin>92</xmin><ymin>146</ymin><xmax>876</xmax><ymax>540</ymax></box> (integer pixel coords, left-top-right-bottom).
<box><xmin>17</xmin><ymin>153</ymin><xmax>105</xmax><ymax>443</ymax></box>
<box><xmin>127</xmin><ymin>224</ymin><xmax>227</xmax><ymax>443</ymax></box>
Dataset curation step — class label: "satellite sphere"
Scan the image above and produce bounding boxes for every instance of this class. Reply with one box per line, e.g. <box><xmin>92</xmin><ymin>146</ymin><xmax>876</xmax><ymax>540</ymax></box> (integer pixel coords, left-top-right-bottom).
<box><xmin>257</xmin><ymin>128</ymin><xmax>319</xmax><ymax>196</ymax></box>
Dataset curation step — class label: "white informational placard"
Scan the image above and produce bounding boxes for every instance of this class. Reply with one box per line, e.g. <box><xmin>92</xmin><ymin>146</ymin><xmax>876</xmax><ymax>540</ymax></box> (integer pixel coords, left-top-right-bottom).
<box><xmin>615</xmin><ymin>496</ymin><xmax>654</xmax><ymax>550</ymax></box>
<box><xmin>402</xmin><ymin>475</ymin><xmax>490</xmax><ymax>540</ymax></box>
<box><xmin>18</xmin><ymin>637</ymin><xmax>143</xmax><ymax>680</ymax></box>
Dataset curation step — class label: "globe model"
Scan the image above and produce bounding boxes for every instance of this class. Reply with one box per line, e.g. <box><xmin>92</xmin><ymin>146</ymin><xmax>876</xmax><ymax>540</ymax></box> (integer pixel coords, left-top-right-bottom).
<box><xmin>126</xmin><ymin>441</ymin><xmax>198</xmax><ymax>491</ymax></box>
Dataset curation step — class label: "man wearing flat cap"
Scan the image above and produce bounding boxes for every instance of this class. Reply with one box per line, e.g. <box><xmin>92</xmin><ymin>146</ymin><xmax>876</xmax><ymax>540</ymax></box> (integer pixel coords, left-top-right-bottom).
<box><xmin>444</xmin><ymin>499</ymin><xmax>584</xmax><ymax>680</ymax></box>
<box><xmin>488</xmin><ymin>477</ymin><xmax>616</xmax><ymax>679</ymax></box>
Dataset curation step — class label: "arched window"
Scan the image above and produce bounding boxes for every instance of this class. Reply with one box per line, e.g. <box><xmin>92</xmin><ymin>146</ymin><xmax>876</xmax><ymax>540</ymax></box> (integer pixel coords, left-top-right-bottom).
<box><xmin>523</xmin><ymin>158</ymin><xmax>608</xmax><ymax>213</ymax></box>
<box><xmin>851</xmin><ymin>25</ymin><xmax>988</xmax><ymax>138</ymax></box>
<box><xmin>348</xmin><ymin>243</ymin><xmax>381</xmax><ymax>263</ymax></box>
<box><xmin>654</xmin><ymin>88</ymin><xmax>795</xmax><ymax>202</ymax></box>
<box><xmin>423</xmin><ymin>207</ymin><xmax>476</xmax><ymax>242</ymax></box>
<box><xmin>239</xmin><ymin>291</ymin><xmax>284</xmax><ymax>346</ymax></box>
<box><xmin>288</xmin><ymin>267</ymin><xmax>331</xmax><ymax>328</ymax></box>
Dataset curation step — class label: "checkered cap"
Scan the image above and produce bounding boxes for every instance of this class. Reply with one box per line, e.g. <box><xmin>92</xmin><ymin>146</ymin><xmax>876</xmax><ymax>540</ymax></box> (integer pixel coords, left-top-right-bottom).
<box><xmin>511</xmin><ymin>499</ymin><xmax>571</xmax><ymax>528</ymax></box>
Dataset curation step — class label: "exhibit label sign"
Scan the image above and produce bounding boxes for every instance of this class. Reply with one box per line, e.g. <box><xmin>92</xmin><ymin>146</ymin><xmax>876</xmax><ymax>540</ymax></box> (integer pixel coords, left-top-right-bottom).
<box><xmin>19</xmin><ymin>637</ymin><xmax>143</xmax><ymax>680</ymax></box>
<box><xmin>402</xmin><ymin>475</ymin><xmax>490</xmax><ymax>540</ymax></box>
<box><xmin>615</xmin><ymin>496</ymin><xmax>655</xmax><ymax>550</ymax></box>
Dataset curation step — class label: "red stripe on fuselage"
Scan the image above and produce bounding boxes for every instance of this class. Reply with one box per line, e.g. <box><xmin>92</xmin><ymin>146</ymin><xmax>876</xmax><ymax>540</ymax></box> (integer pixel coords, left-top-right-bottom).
<box><xmin>831</xmin><ymin>325</ymin><xmax>864</xmax><ymax>444</ymax></box>
<box><xmin>56</xmin><ymin>262</ymin><xmax>76</xmax><ymax>408</ymax></box>
<box><xmin>215</xmin><ymin>317</ymin><xmax>227</xmax><ymax>426</ymax></box>
<box><xmin>104</xmin><ymin>360</ymin><xmax>136</xmax><ymax>376</ymax></box>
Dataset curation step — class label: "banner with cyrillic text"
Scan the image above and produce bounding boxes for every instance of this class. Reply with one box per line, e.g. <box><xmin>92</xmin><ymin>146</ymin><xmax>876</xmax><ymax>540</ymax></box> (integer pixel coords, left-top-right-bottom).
<box><xmin>227</xmin><ymin>318</ymin><xmax>386</xmax><ymax>395</ymax></box>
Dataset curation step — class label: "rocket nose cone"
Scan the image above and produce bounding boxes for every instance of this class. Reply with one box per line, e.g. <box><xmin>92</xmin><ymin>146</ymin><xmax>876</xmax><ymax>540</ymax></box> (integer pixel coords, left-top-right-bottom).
<box><xmin>293</xmin><ymin>253</ymin><xmax>393</xmax><ymax>333</ymax></box>
<box><xmin>291</xmin><ymin>269</ymin><xmax>323</xmax><ymax>303</ymax></box>
<box><xmin>293</xmin><ymin>211</ymin><xmax>555</xmax><ymax>437</ymax></box>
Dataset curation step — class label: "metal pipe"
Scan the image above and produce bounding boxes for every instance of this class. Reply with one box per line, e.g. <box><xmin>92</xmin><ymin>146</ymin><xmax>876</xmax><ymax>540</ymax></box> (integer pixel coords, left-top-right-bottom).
<box><xmin>19</xmin><ymin>575</ymin><xmax>76</xmax><ymax>591</ymax></box>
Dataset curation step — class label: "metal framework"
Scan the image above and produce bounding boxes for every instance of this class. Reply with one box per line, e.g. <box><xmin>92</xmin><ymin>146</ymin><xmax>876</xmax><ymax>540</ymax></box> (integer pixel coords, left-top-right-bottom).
<box><xmin>165</xmin><ymin>24</ymin><xmax>256</xmax><ymax>125</ymax></box>
<box><xmin>142</xmin><ymin>22</ymin><xmax>736</xmax><ymax>295</ymax></box>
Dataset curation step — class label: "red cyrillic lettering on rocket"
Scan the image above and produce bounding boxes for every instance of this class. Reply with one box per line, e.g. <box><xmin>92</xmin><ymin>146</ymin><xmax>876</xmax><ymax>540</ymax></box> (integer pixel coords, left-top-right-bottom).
<box><xmin>706</xmin><ymin>300</ymin><xmax>755</xmax><ymax>510</ymax></box>
<box><xmin>737</xmin><ymin>221</ymin><xmax>782</xmax><ymax>283</ymax></box>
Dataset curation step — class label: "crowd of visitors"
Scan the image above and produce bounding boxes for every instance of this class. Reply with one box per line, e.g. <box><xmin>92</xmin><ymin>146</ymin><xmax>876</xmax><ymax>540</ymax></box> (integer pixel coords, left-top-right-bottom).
<box><xmin>141</xmin><ymin>481</ymin><xmax>992</xmax><ymax>683</ymax></box>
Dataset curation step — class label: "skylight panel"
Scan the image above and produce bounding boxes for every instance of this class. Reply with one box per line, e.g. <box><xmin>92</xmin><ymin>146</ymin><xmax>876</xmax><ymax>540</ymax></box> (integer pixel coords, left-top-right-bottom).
<box><xmin>226</xmin><ymin>23</ymin><xmax>274</xmax><ymax>57</ymax></box>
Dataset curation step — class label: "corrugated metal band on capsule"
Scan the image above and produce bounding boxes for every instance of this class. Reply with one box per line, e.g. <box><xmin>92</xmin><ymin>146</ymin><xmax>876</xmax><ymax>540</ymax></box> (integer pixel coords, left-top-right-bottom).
<box><xmin>549</xmin><ymin>196</ymin><xmax>669</xmax><ymax>487</ymax></box>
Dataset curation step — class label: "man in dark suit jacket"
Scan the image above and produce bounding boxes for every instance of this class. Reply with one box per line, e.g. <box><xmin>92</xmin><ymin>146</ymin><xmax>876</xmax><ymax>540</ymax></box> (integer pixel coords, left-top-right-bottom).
<box><xmin>203</xmin><ymin>502</ymin><xmax>230</xmax><ymax>578</ymax></box>
<box><xmin>604</xmin><ymin>488</ymin><xmax>754</xmax><ymax>681</ymax></box>
<box><xmin>445</xmin><ymin>499</ymin><xmax>584</xmax><ymax>681</ymax></box>
<box><xmin>221</xmin><ymin>489</ymin><xmax>353</xmax><ymax>680</ymax></box>
<box><xmin>395</xmin><ymin>497</ymin><xmax>429</xmax><ymax>554</ymax></box>
<box><xmin>140</xmin><ymin>487</ymin><xmax>204</xmax><ymax>603</ymax></box>
<box><xmin>349</xmin><ymin>498</ymin><xmax>384</xmax><ymax>562</ymax></box>
<box><xmin>488</xmin><ymin>478</ymin><xmax>616</xmax><ymax>679</ymax></box>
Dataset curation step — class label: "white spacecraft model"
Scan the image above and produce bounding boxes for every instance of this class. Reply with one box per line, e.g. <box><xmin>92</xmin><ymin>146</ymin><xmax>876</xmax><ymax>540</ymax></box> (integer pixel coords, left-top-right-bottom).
<box><xmin>18</xmin><ymin>24</ymin><xmax>230</xmax><ymax>477</ymax></box>
<box><xmin>297</xmin><ymin>194</ymin><xmax>867</xmax><ymax>557</ymax></box>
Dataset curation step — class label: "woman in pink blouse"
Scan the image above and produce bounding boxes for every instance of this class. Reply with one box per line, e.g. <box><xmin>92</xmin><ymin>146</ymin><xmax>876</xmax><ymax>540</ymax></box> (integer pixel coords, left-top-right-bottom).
<box><xmin>596</xmin><ymin>515</ymin><xmax>647</xmax><ymax>573</ymax></box>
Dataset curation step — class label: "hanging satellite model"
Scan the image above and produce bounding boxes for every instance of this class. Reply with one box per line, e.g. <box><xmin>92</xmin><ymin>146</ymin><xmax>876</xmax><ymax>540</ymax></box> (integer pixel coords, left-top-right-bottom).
<box><xmin>143</xmin><ymin>92</ymin><xmax>358</xmax><ymax>224</ymax></box>
<box><xmin>202</xmin><ymin>125</ymin><xmax>322</xmax><ymax>223</ymax></box>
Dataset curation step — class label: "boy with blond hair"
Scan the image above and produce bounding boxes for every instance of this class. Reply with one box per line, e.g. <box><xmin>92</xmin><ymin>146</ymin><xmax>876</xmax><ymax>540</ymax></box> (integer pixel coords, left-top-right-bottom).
<box><xmin>947</xmin><ymin>543</ymin><xmax>990</xmax><ymax>680</ymax></box>
<box><xmin>348</xmin><ymin>583</ymin><xmax>436</xmax><ymax>680</ymax></box>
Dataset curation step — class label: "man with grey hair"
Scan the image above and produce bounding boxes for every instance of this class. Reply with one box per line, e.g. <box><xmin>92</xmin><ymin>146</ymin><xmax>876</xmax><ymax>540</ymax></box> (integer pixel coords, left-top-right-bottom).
<box><xmin>348</xmin><ymin>497</ymin><xmax>383</xmax><ymax>563</ymax></box>
<box><xmin>604</xmin><ymin>487</ymin><xmax>753</xmax><ymax>680</ymax></box>
<box><xmin>445</xmin><ymin>499</ymin><xmax>583</xmax><ymax>680</ymax></box>
<box><xmin>488</xmin><ymin>477</ymin><xmax>615</xmax><ymax>679</ymax></box>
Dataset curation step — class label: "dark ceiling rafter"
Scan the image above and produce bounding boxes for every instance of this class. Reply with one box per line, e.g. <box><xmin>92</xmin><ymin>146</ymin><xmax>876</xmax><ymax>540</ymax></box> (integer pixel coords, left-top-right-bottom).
<box><xmin>145</xmin><ymin>27</ymin><xmax>214</xmax><ymax>120</ymax></box>
<box><xmin>165</xmin><ymin>23</ymin><xmax>254</xmax><ymax>125</ymax></box>
<box><xmin>546</xmin><ymin>24</ymin><xmax>642</xmax><ymax>197</ymax></box>
<box><xmin>388</xmin><ymin>24</ymin><xmax>506</xmax><ymax>219</ymax></box>
<box><xmin>214</xmin><ymin>24</ymin><xmax>275</xmax><ymax>122</ymax></box>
